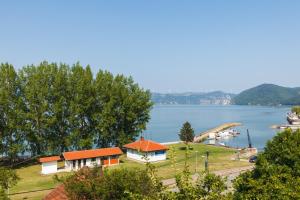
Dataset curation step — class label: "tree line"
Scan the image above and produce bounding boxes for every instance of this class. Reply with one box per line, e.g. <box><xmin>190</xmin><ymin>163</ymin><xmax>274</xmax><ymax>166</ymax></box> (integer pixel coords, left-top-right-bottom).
<box><xmin>0</xmin><ymin>62</ymin><xmax>152</xmax><ymax>162</ymax></box>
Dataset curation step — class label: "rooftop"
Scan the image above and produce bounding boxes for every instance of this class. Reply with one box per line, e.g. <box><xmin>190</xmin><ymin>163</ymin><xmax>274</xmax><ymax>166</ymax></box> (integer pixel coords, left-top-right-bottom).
<box><xmin>63</xmin><ymin>147</ymin><xmax>123</xmax><ymax>161</ymax></box>
<box><xmin>123</xmin><ymin>137</ymin><xmax>168</xmax><ymax>152</ymax></box>
<box><xmin>39</xmin><ymin>156</ymin><xmax>61</xmax><ymax>163</ymax></box>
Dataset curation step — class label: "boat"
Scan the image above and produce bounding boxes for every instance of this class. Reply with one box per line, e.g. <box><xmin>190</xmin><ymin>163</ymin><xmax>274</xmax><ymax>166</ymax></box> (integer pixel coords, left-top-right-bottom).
<box><xmin>287</xmin><ymin>112</ymin><xmax>300</xmax><ymax>125</ymax></box>
<box><xmin>215</xmin><ymin>129</ymin><xmax>240</xmax><ymax>140</ymax></box>
<box><xmin>218</xmin><ymin>142</ymin><xmax>226</xmax><ymax>146</ymax></box>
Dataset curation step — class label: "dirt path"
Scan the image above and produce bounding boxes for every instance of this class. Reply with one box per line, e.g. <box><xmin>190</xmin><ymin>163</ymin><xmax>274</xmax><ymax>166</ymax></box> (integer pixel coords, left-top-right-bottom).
<box><xmin>162</xmin><ymin>165</ymin><xmax>254</xmax><ymax>187</ymax></box>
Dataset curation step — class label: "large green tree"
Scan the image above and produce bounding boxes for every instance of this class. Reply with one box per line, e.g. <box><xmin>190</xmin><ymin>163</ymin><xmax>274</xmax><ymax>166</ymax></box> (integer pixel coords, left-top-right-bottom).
<box><xmin>94</xmin><ymin>71</ymin><xmax>153</xmax><ymax>147</ymax></box>
<box><xmin>19</xmin><ymin>62</ymin><xmax>59</xmax><ymax>155</ymax></box>
<box><xmin>46</xmin><ymin>64</ymin><xmax>72</xmax><ymax>153</ymax></box>
<box><xmin>1</xmin><ymin>62</ymin><xmax>152</xmax><ymax>157</ymax></box>
<box><xmin>68</xmin><ymin>64</ymin><xmax>96</xmax><ymax>150</ymax></box>
<box><xmin>233</xmin><ymin>129</ymin><xmax>300</xmax><ymax>199</ymax></box>
<box><xmin>0</xmin><ymin>63</ymin><xmax>25</xmax><ymax>162</ymax></box>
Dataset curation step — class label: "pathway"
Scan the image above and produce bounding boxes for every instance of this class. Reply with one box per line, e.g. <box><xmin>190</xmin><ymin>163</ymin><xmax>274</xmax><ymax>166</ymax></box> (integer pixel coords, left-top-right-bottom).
<box><xmin>162</xmin><ymin>165</ymin><xmax>254</xmax><ymax>187</ymax></box>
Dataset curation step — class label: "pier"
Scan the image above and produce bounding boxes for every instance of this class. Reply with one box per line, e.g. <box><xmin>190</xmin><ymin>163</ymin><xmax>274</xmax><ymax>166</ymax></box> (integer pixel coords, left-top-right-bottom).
<box><xmin>271</xmin><ymin>124</ymin><xmax>300</xmax><ymax>130</ymax></box>
<box><xmin>194</xmin><ymin>122</ymin><xmax>242</xmax><ymax>143</ymax></box>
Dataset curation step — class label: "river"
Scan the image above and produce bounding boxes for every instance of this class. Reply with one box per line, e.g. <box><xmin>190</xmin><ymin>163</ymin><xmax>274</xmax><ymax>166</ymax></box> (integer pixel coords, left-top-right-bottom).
<box><xmin>143</xmin><ymin>105</ymin><xmax>290</xmax><ymax>151</ymax></box>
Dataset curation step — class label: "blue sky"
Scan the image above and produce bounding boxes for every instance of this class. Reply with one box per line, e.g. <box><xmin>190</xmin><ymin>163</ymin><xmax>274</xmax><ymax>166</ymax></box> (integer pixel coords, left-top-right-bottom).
<box><xmin>0</xmin><ymin>1</ymin><xmax>299</xmax><ymax>93</ymax></box>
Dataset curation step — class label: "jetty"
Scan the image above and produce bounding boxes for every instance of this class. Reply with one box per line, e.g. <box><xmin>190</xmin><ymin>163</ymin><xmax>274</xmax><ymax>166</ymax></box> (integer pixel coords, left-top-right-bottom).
<box><xmin>271</xmin><ymin>124</ymin><xmax>300</xmax><ymax>130</ymax></box>
<box><xmin>194</xmin><ymin>122</ymin><xmax>242</xmax><ymax>143</ymax></box>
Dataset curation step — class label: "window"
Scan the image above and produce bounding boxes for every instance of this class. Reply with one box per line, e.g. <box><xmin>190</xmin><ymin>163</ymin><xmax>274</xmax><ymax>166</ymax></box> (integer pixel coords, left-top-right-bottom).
<box><xmin>111</xmin><ymin>155</ymin><xmax>118</xmax><ymax>159</ymax></box>
<box><xmin>91</xmin><ymin>158</ymin><xmax>96</xmax><ymax>162</ymax></box>
<box><xmin>72</xmin><ymin>160</ymin><xmax>76</xmax><ymax>168</ymax></box>
<box><xmin>155</xmin><ymin>151</ymin><xmax>165</xmax><ymax>155</ymax></box>
<box><xmin>83</xmin><ymin>159</ymin><xmax>86</xmax><ymax>166</ymax></box>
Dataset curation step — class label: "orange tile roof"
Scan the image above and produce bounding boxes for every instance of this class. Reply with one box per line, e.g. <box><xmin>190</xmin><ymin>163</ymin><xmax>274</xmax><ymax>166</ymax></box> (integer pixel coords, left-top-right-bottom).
<box><xmin>123</xmin><ymin>137</ymin><xmax>168</xmax><ymax>152</ymax></box>
<box><xmin>39</xmin><ymin>156</ymin><xmax>61</xmax><ymax>163</ymax></box>
<box><xmin>43</xmin><ymin>184</ymin><xmax>68</xmax><ymax>200</ymax></box>
<box><xmin>63</xmin><ymin>147</ymin><xmax>123</xmax><ymax>161</ymax></box>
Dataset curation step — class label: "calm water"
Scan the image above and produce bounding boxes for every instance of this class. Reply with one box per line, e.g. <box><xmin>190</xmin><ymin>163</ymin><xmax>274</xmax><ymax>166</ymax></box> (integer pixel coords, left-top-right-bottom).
<box><xmin>143</xmin><ymin>105</ymin><xmax>290</xmax><ymax>151</ymax></box>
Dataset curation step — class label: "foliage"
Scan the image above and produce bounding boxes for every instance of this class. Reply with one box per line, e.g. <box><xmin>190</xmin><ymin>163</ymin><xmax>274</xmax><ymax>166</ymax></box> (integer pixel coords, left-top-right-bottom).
<box><xmin>64</xmin><ymin>167</ymin><xmax>160</xmax><ymax>200</ymax></box>
<box><xmin>0</xmin><ymin>167</ymin><xmax>19</xmax><ymax>200</ymax></box>
<box><xmin>0</xmin><ymin>61</ymin><xmax>152</xmax><ymax>159</ymax></box>
<box><xmin>292</xmin><ymin>106</ymin><xmax>300</xmax><ymax>115</ymax></box>
<box><xmin>233</xmin><ymin>83</ymin><xmax>300</xmax><ymax>106</ymax></box>
<box><xmin>179</xmin><ymin>122</ymin><xmax>195</xmax><ymax>144</ymax></box>
<box><xmin>233</xmin><ymin>129</ymin><xmax>300</xmax><ymax>199</ymax></box>
<box><xmin>0</xmin><ymin>63</ymin><xmax>25</xmax><ymax>162</ymax></box>
<box><xmin>0</xmin><ymin>188</ymin><xmax>9</xmax><ymax>200</ymax></box>
<box><xmin>94</xmin><ymin>70</ymin><xmax>153</xmax><ymax>147</ymax></box>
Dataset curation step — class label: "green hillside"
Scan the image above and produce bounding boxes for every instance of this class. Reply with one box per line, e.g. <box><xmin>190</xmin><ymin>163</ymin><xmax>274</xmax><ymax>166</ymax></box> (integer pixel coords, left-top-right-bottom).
<box><xmin>233</xmin><ymin>84</ymin><xmax>300</xmax><ymax>106</ymax></box>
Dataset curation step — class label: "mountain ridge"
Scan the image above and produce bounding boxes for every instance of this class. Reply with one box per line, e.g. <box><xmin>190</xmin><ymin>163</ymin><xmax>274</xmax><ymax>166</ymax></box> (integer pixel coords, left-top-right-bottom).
<box><xmin>151</xmin><ymin>91</ymin><xmax>235</xmax><ymax>105</ymax></box>
<box><xmin>233</xmin><ymin>83</ymin><xmax>300</xmax><ymax>106</ymax></box>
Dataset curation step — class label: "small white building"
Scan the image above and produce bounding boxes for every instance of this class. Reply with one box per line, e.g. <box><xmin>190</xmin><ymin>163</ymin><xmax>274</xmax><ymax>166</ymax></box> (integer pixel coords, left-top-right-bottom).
<box><xmin>123</xmin><ymin>137</ymin><xmax>168</xmax><ymax>162</ymax></box>
<box><xmin>39</xmin><ymin>156</ymin><xmax>61</xmax><ymax>174</ymax></box>
<box><xmin>39</xmin><ymin>147</ymin><xmax>122</xmax><ymax>174</ymax></box>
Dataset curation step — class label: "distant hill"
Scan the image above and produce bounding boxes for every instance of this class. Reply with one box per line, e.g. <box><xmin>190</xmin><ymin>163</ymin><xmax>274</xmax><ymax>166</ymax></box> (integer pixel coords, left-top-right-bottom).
<box><xmin>152</xmin><ymin>91</ymin><xmax>235</xmax><ymax>105</ymax></box>
<box><xmin>233</xmin><ymin>84</ymin><xmax>300</xmax><ymax>106</ymax></box>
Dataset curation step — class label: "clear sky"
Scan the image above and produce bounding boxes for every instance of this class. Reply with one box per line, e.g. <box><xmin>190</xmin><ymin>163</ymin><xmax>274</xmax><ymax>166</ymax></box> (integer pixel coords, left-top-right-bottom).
<box><xmin>1</xmin><ymin>1</ymin><xmax>299</xmax><ymax>93</ymax></box>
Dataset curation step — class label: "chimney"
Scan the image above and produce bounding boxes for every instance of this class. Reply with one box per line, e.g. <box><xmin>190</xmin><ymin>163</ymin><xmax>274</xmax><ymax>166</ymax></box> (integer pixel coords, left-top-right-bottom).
<box><xmin>140</xmin><ymin>136</ymin><xmax>145</xmax><ymax>141</ymax></box>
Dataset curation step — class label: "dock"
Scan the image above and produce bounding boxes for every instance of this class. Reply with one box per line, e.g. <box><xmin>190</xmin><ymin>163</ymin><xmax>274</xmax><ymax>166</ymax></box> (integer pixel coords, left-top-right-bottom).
<box><xmin>194</xmin><ymin>122</ymin><xmax>242</xmax><ymax>143</ymax></box>
<box><xmin>271</xmin><ymin>124</ymin><xmax>300</xmax><ymax>130</ymax></box>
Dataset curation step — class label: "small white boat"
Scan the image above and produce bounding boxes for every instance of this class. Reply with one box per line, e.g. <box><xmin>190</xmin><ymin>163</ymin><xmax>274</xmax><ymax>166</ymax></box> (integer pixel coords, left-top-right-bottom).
<box><xmin>215</xmin><ymin>129</ymin><xmax>240</xmax><ymax>140</ymax></box>
<box><xmin>218</xmin><ymin>142</ymin><xmax>225</xmax><ymax>146</ymax></box>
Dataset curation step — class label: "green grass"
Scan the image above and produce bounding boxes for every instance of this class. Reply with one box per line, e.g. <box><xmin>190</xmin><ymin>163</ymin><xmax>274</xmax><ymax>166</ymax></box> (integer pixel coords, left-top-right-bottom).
<box><xmin>118</xmin><ymin>143</ymin><xmax>251</xmax><ymax>179</ymax></box>
<box><xmin>9</xmin><ymin>143</ymin><xmax>252</xmax><ymax>200</ymax></box>
<box><xmin>9</xmin><ymin>161</ymin><xmax>70</xmax><ymax>200</ymax></box>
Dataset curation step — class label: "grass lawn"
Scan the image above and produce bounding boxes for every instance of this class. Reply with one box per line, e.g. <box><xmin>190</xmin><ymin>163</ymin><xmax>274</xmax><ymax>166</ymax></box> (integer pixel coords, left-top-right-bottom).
<box><xmin>9</xmin><ymin>143</ymin><xmax>252</xmax><ymax>200</ymax></box>
<box><xmin>118</xmin><ymin>143</ymin><xmax>252</xmax><ymax>179</ymax></box>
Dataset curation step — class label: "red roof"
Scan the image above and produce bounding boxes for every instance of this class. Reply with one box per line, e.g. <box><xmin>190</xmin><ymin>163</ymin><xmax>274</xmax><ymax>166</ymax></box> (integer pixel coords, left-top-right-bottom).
<box><xmin>63</xmin><ymin>147</ymin><xmax>123</xmax><ymax>161</ymax></box>
<box><xmin>43</xmin><ymin>184</ymin><xmax>68</xmax><ymax>200</ymax></box>
<box><xmin>39</xmin><ymin>156</ymin><xmax>61</xmax><ymax>163</ymax></box>
<box><xmin>123</xmin><ymin>137</ymin><xmax>168</xmax><ymax>152</ymax></box>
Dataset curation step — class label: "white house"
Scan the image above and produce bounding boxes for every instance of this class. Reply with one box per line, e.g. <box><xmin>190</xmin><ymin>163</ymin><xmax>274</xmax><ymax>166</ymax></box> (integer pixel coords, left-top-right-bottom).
<box><xmin>63</xmin><ymin>147</ymin><xmax>122</xmax><ymax>171</ymax></box>
<box><xmin>39</xmin><ymin>147</ymin><xmax>122</xmax><ymax>174</ymax></box>
<box><xmin>39</xmin><ymin>156</ymin><xmax>61</xmax><ymax>174</ymax></box>
<box><xmin>123</xmin><ymin>137</ymin><xmax>168</xmax><ymax>162</ymax></box>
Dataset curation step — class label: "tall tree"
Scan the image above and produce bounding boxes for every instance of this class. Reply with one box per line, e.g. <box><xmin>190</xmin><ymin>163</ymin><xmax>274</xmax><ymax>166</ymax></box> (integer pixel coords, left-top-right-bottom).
<box><xmin>0</xmin><ymin>63</ymin><xmax>25</xmax><ymax>162</ymax></box>
<box><xmin>19</xmin><ymin>62</ymin><xmax>56</xmax><ymax>155</ymax></box>
<box><xmin>69</xmin><ymin>63</ymin><xmax>96</xmax><ymax>150</ymax></box>
<box><xmin>46</xmin><ymin>63</ymin><xmax>72</xmax><ymax>153</ymax></box>
<box><xmin>1</xmin><ymin>62</ymin><xmax>153</xmax><ymax>156</ymax></box>
<box><xmin>94</xmin><ymin>71</ymin><xmax>153</xmax><ymax>147</ymax></box>
<box><xmin>179</xmin><ymin>122</ymin><xmax>195</xmax><ymax>144</ymax></box>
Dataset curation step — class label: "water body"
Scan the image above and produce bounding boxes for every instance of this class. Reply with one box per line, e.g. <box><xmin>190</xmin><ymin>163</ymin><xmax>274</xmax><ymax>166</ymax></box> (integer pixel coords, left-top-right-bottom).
<box><xmin>143</xmin><ymin>105</ymin><xmax>290</xmax><ymax>151</ymax></box>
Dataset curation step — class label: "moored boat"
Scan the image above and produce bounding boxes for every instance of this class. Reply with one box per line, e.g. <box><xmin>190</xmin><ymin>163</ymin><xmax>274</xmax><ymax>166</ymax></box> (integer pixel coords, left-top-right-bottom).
<box><xmin>287</xmin><ymin>112</ymin><xmax>300</xmax><ymax>125</ymax></box>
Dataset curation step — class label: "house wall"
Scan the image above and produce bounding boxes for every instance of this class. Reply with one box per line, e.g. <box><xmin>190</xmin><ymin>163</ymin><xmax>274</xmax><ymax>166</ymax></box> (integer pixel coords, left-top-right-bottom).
<box><xmin>64</xmin><ymin>156</ymin><xmax>119</xmax><ymax>171</ymax></box>
<box><xmin>42</xmin><ymin>161</ymin><xmax>58</xmax><ymax>174</ymax></box>
<box><xmin>126</xmin><ymin>149</ymin><xmax>166</xmax><ymax>162</ymax></box>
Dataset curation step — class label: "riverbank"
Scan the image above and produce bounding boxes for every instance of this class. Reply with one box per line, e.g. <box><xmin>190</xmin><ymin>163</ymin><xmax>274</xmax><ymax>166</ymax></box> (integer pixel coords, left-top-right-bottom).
<box><xmin>193</xmin><ymin>122</ymin><xmax>242</xmax><ymax>142</ymax></box>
